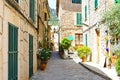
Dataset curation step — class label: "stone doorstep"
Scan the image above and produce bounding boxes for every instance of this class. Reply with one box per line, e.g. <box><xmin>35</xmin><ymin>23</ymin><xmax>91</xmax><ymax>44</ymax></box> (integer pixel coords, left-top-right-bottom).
<box><xmin>79</xmin><ymin>62</ymin><xmax>112</xmax><ymax>80</ymax></box>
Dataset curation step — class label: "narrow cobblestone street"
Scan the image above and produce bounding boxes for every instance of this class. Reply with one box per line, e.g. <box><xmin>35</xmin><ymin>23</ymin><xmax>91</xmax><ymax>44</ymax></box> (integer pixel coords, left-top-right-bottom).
<box><xmin>31</xmin><ymin>51</ymin><xmax>105</xmax><ymax>80</ymax></box>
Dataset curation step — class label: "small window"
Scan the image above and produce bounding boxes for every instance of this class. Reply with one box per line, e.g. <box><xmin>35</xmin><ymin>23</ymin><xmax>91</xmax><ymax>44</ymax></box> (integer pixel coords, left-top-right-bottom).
<box><xmin>75</xmin><ymin>34</ymin><xmax>83</xmax><ymax>46</ymax></box>
<box><xmin>15</xmin><ymin>0</ymin><xmax>19</xmax><ymax>3</ymax></box>
<box><xmin>72</xmin><ymin>0</ymin><xmax>81</xmax><ymax>4</ymax></box>
<box><xmin>44</xmin><ymin>13</ymin><xmax>47</xmax><ymax>21</ymax></box>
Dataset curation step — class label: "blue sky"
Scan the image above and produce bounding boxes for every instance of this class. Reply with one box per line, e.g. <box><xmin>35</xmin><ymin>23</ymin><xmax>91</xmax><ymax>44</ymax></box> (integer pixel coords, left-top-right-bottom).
<box><xmin>48</xmin><ymin>0</ymin><xmax>56</xmax><ymax>9</ymax></box>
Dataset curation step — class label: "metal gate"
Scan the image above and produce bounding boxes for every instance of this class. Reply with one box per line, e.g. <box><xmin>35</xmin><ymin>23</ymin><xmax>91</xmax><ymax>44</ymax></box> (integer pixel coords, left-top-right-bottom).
<box><xmin>29</xmin><ymin>34</ymin><xmax>33</xmax><ymax>78</ymax></box>
<box><xmin>8</xmin><ymin>24</ymin><xmax>18</xmax><ymax>80</ymax></box>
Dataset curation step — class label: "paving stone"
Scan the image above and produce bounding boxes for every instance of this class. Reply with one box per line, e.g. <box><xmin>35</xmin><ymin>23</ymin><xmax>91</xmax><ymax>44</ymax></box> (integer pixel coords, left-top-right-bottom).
<box><xmin>31</xmin><ymin>51</ymin><xmax>105</xmax><ymax>80</ymax></box>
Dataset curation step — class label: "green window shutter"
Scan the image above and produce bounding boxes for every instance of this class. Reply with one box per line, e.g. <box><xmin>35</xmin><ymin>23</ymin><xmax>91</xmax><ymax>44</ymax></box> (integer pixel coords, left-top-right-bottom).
<box><xmin>94</xmin><ymin>0</ymin><xmax>98</xmax><ymax>9</ymax></box>
<box><xmin>114</xmin><ymin>0</ymin><xmax>120</xmax><ymax>3</ymax></box>
<box><xmin>15</xmin><ymin>0</ymin><xmax>19</xmax><ymax>3</ymax></box>
<box><xmin>29</xmin><ymin>34</ymin><xmax>33</xmax><ymax>78</ymax></box>
<box><xmin>85</xmin><ymin>34</ymin><xmax>88</xmax><ymax>46</ymax></box>
<box><xmin>29</xmin><ymin>0</ymin><xmax>35</xmax><ymax>21</ymax></box>
<box><xmin>8</xmin><ymin>23</ymin><xmax>18</xmax><ymax>80</ymax></box>
<box><xmin>72</xmin><ymin>0</ymin><xmax>81</xmax><ymax>4</ymax></box>
<box><xmin>76</xmin><ymin>13</ymin><xmax>82</xmax><ymax>26</ymax></box>
<box><xmin>85</xmin><ymin>5</ymin><xmax>87</xmax><ymax>20</ymax></box>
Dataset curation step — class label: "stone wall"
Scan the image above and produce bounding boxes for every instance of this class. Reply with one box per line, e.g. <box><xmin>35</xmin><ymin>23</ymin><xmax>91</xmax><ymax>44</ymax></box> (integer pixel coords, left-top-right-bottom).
<box><xmin>0</xmin><ymin>0</ymin><xmax>3</xmax><ymax>80</ymax></box>
<box><xmin>0</xmin><ymin>0</ymin><xmax>38</xmax><ymax>80</ymax></box>
<box><xmin>59</xmin><ymin>9</ymin><xmax>82</xmax><ymax>46</ymax></box>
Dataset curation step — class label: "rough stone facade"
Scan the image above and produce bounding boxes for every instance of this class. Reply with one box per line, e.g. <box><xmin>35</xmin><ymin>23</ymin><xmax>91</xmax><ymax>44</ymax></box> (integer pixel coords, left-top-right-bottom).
<box><xmin>57</xmin><ymin>0</ymin><xmax>82</xmax><ymax>46</ymax></box>
<box><xmin>0</xmin><ymin>0</ymin><xmax>38</xmax><ymax>80</ymax></box>
<box><xmin>82</xmin><ymin>0</ymin><xmax>115</xmax><ymax>66</ymax></box>
<box><xmin>38</xmin><ymin>0</ymin><xmax>50</xmax><ymax>48</ymax></box>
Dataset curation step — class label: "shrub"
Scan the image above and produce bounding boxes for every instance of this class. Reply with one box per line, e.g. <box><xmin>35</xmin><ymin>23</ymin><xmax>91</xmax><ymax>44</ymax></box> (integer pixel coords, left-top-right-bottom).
<box><xmin>77</xmin><ymin>46</ymin><xmax>91</xmax><ymax>58</ymax></box>
<box><xmin>116</xmin><ymin>58</ymin><xmax>120</xmax><ymax>76</ymax></box>
<box><xmin>37</xmin><ymin>48</ymin><xmax>51</xmax><ymax>60</ymax></box>
<box><xmin>112</xmin><ymin>44</ymin><xmax>120</xmax><ymax>56</ymax></box>
<box><xmin>60</xmin><ymin>38</ymin><xmax>71</xmax><ymax>50</ymax></box>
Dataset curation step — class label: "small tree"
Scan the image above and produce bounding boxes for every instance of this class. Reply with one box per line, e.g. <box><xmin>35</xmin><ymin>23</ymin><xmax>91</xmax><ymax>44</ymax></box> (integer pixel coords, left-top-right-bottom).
<box><xmin>102</xmin><ymin>3</ymin><xmax>120</xmax><ymax>75</ymax></box>
<box><xmin>101</xmin><ymin>3</ymin><xmax>120</xmax><ymax>37</ymax></box>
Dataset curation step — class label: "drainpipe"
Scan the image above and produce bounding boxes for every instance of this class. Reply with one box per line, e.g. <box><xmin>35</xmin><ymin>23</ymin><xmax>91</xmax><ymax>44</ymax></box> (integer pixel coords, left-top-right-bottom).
<box><xmin>88</xmin><ymin>0</ymin><xmax>92</xmax><ymax>61</ymax></box>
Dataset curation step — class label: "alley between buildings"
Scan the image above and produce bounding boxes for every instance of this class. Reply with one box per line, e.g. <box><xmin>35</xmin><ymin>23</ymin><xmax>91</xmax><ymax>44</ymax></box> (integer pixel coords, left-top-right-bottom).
<box><xmin>31</xmin><ymin>51</ymin><xmax>105</xmax><ymax>80</ymax></box>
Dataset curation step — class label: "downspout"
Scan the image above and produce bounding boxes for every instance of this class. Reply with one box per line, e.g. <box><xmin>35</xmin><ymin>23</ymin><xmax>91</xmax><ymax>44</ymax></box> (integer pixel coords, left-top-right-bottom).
<box><xmin>88</xmin><ymin>0</ymin><xmax>92</xmax><ymax>61</ymax></box>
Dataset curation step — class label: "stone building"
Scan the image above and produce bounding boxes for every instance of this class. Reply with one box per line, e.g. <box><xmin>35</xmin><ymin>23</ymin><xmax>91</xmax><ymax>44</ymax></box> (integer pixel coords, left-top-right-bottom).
<box><xmin>0</xmin><ymin>0</ymin><xmax>50</xmax><ymax>80</ymax></box>
<box><xmin>56</xmin><ymin>0</ymin><xmax>83</xmax><ymax>47</ymax></box>
<box><xmin>37</xmin><ymin>0</ymin><xmax>50</xmax><ymax>48</ymax></box>
<box><xmin>82</xmin><ymin>0</ymin><xmax>116</xmax><ymax>66</ymax></box>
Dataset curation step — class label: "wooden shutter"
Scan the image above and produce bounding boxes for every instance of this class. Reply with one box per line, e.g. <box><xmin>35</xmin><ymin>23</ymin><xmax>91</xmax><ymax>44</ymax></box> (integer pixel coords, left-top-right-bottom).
<box><xmin>72</xmin><ymin>0</ymin><xmax>81</xmax><ymax>4</ymax></box>
<box><xmin>85</xmin><ymin>5</ymin><xmax>87</xmax><ymax>20</ymax></box>
<box><xmin>29</xmin><ymin>0</ymin><xmax>35</xmax><ymax>21</ymax></box>
<box><xmin>76</xmin><ymin>13</ymin><xmax>82</xmax><ymax>26</ymax></box>
<box><xmin>15</xmin><ymin>0</ymin><xmax>19</xmax><ymax>3</ymax></box>
<box><xmin>115</xmin><ymin>0</ymin><xmax>120</xmax><ymax>3</ymax></box>
<box><xmin>29</xmin><ymin>34</ymin><xmax>33</xmax><ymax>78</ymax></box>
<box><xmin>85</xmin><ymin>34</ymin><xmax>88</xmax><ymax>46</ymax></box>
<box><xmin>94</xmin><ymin>0</ymin><xmax>98</xmax><ymax>9</ymax></box>
<box><xmin>8</xmin><ymin>24</ymin><xmax>18</xmax><ymax>80</ymax></box>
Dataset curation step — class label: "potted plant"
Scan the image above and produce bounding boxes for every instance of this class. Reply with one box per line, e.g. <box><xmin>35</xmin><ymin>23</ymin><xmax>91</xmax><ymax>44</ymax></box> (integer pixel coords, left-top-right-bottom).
<box><xmin>60</xmin><ymin>38</ymin><xmax>71</xmax><ymax>59</ymax></box>
<box><xmin>37</xmin><ymin>48</ymin><xmax>51</xmax><ymax>70</ymax></box>
<box><xmin>77</xmin><ymin>46</ymin><xmax>91</xmax><ymax>62</ymax></box>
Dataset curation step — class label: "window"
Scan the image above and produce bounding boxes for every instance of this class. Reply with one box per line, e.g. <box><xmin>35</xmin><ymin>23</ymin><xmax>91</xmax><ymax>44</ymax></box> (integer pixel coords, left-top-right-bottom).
<box><xmin>15</xmin><ymin>0</ymin><xmax>19</xmax><ymax>3</ymax></box>
<box><xmin>72</xmin><ymin>0</ymin><xmax>81</xmax><ymax>4</ymax></box>
<box><xmin>84</xmin><ymin>5</ymin><xmax>87</xmax><ymax>20</ymax></box>
<box><xmin>94</xmin><ymin>0</ymin><xmax>98</xmax><ymax>9</ymax></box>
<box><xmin>29</xmin><ymin>0</ymin><xmax>35</xmax><ymax>21</ymax></box>
<box><xmin>75</xmin><ymin>34</ymin><xmax>83</xmax><ymax>46</ymax></box>
<box><xmin>114</xmin><ymin>0</ymin><xmax>120</xmax><ymax>3</ymax></box>
<box><xmin>76</xmin><ymin>13</ymin><xmax>82</xmax><ymax>26</ymax></box>
<box><xmin>44</xmin><ymin>13</ymin><xmax>47</xmax><ymax>21</ymax></box>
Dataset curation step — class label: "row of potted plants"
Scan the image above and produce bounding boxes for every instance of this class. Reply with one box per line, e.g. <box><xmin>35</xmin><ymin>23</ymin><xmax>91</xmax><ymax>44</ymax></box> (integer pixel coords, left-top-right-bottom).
<box><xmin>59</xmin><ymin>38</ymin><xmax>91</xmax><ymax>61</ymax></box>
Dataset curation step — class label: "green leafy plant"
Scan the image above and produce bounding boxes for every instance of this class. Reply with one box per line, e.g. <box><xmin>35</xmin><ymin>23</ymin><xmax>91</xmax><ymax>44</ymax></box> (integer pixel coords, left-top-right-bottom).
<box><xmin>101</xmin><ymin>3</ymin><xmax>120</xmax><ymax>37</ymax></box>
<box><xmin>112</xmin><ymin>44</ymin><xmax>120</xmax><ymax>76</ymax></box>
<box><xmin>116</xmin><ymin>58</ymin><xmax>120</xmax><ymax>76</ymax></box>
<box><xmin>77</xmin><ymin>46</ymin><xmax>91</xmax><ymax>58</ymax></box>
<box><xmin>37</xmin><ymin>48</ymin><xmax>51</xmax><ymax>60</ymax></box>
<box><xmin>60</xmin><ymin>38</ymin><xmax>71</xmax><ymax>50</ymax></box>
<box><xmin>112</xmin><ymin>44</ymin><xmax>120</xmax><ymax>56</ymax></box>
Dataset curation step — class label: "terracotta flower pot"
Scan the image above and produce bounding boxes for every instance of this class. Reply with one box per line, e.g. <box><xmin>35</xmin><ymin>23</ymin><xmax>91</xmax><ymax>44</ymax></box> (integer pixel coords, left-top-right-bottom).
<box><xmin>82</xmin><ymin>56</ymin><xmax>87</xmax><ymax>62</ymax></box>
<box><xmin>40</xmin><ymin>60</ymin><xmax>48</xmax><ymax>70</ymax></box>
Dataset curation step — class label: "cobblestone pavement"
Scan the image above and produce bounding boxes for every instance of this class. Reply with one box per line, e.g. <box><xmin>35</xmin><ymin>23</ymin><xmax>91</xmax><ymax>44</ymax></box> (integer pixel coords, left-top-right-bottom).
<box><xmin>31</xmin><ymin>51</ymin><xmax>105</xmax><ymax>80</ymax></box>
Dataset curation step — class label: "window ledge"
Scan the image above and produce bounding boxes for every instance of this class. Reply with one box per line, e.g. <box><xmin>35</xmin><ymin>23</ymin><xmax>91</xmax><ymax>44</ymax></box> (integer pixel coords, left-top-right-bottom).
<box><xmin>76</xmin><ymin>24</ymin><xmax>82</xmax><ymax>27</ymax></box>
